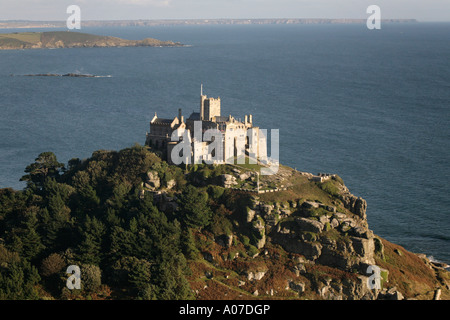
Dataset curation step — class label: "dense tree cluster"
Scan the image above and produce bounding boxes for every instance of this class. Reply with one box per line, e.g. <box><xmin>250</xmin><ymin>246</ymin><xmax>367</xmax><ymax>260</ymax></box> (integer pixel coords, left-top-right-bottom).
<box><xmin>0</xmin><ymin>144</ymin><xmax>241</xmax><ymax>300</ymax></box>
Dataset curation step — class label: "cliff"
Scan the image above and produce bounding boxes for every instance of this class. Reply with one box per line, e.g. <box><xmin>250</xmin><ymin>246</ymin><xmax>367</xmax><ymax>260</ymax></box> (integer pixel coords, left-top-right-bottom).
<box><xmin>168</xmin><ymin>164</ymin><xmax>450</xmax><ymax>300</ymax></box>
<box><xmin>0</xmin><ymin>145</ymin><xmax>448</xmax><ymax>300</ymax></box>
<box><xmin>0</xmin><ymin>31</ymin><xmax>183</xmax><ymax>50</ymax></box>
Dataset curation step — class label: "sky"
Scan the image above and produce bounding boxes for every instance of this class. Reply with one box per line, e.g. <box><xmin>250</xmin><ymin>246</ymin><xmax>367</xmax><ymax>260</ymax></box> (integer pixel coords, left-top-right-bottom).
<box><xmin>0</xmin><ymin>0</ymin><xmax>449</xmax><ymax>22</ymax></box>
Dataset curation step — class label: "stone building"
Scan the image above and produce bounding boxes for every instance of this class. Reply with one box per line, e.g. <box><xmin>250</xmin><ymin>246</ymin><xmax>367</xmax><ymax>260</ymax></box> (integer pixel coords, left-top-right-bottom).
<box><xmin>145</xmin><ymin>87</ymin><xmax>267</xmax><ymax>165</ymax></box>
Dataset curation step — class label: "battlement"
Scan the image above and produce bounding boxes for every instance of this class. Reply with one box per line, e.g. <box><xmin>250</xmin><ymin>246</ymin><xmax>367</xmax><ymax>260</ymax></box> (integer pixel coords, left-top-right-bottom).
<box><xmin>200</xmin><ymin>94</ymin><xmax>221</xmax><ymax>121</ymax></box>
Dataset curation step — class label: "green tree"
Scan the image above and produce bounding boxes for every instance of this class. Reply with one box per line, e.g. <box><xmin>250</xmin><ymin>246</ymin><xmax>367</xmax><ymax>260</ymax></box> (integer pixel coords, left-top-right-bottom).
<box><xmin>0</xmin><ymin>259</ymin><xmax>41</xmax><ymax>300</ymax></box>
<box><xmin>20</xmin><ymin>210</ymin><xmax>45</xmax><ymax>261</ymax></box>
<box><xmin>178</xmin><ymin>185</ymin><xmax>212</xmax><ymax>229</ymax></box>
<box><xmin>77</xmin><ymin>216</ymin><xmax>106</xmax><ymax>266</ymax></box>
<box><xmin>20</xmin><ymin>152</ymin><xmax>64</xmax><ymax>190</ymax></box>
<box><xmin>181</xmin><ymin>228</ymin><xmax>199</xmax><ymax>260</ymax></box>
<box><xmin>152</xmin><ymin>253</ymin><xmax>193</xmax><ymax>300</ymax></box>
<box><xmin>110</xmin><ymin>256</ymin><xmax>154</xmax><ymax>298</ymax></box>
<box><xmin>128</xmin><ymin>260</ymin><xmax>153</xmax><ymax>298</ymax></box>
<box><xmin>81</xmin><ymin>264</ymin><xmax>102</xmax><ymax>292</ymax></box>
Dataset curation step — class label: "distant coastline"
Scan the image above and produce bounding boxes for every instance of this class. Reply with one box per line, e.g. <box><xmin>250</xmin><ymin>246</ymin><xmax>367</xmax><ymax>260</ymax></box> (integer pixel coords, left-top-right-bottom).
<box><xmin>0</xmin><ymin>31</ymin><xmax>183</xmax><ymax>50</ymax></box>
<box><xmin>0</xmin><ymin>18</ymin><xmax>419</xmax><ymax>29</ymax></box>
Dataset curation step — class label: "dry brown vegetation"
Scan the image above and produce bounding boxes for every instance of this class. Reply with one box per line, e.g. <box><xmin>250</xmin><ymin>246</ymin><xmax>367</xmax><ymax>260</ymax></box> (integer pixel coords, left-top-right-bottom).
<box><xmin>375</xmin><ymin>238</ymin><xmax>448</xmax><ymax>299</ymax></box>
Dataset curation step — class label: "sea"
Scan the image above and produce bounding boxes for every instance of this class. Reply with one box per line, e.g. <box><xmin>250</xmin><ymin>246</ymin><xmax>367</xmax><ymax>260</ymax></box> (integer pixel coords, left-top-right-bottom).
<box><xmin>0</xmin><ymin>23</ymin><xmax>449</xmax><ymax>265</ymax></box>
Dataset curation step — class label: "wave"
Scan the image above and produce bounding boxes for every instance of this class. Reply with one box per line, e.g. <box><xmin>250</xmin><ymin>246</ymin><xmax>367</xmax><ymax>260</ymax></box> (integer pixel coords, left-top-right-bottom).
<box><xmin>427</xmin><ymin>255</ymin><xmax>450</xmax><ymax>269</ymax></box>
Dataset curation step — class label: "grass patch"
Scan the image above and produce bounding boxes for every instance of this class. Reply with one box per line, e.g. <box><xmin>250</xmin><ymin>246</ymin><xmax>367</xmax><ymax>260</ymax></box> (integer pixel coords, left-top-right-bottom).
<box><xmin>0</xmin><ymin>32</ymin><xmax>41</xmax><ymax>44</ymax></box>
<box><xmin>318</xmin><ymin>179</ymin><xmax>340</xmax><ymax>197</ymax></box>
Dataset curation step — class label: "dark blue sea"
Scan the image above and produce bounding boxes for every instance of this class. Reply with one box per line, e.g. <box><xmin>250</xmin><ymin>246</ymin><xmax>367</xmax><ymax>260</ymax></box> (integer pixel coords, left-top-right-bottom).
<box><xmin>1</xmin><ymin>23</ymin><xmax>449</xmax><ymax>264</ymax></box>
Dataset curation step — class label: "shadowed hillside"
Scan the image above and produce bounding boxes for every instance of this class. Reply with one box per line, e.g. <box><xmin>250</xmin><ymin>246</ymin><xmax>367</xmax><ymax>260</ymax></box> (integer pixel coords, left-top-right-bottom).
<box><xmin>0</xmin><ymin>145</ymin><xmax>448</xmax><ymax>300</ymax></box>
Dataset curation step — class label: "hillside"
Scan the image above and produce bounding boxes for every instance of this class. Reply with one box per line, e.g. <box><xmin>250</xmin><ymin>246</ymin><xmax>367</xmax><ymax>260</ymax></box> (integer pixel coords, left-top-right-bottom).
<box><xmin>0</xmin><ymin>31</ymin><xmax>183</xmax><ymax>50</ymax></box>
<box><xmin>0</xmin><ymin>145</ymin><xmax>448</xmax><ymax>300</ymax></box>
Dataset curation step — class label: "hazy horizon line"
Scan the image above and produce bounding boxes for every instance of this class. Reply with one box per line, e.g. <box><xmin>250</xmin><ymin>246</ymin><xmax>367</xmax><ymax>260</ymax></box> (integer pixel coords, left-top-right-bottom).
<box><xmin>0</xmin><ymin>18</ymin><xmax>423</xmax><ymax>22</ymax></box>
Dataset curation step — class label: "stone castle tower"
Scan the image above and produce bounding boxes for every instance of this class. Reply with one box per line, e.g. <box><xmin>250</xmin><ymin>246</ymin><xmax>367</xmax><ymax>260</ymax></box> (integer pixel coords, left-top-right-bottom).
<box><xmin>200</xmin><ymin>84</ymin><xmax>221</xmax><ymax>121</ymax></box>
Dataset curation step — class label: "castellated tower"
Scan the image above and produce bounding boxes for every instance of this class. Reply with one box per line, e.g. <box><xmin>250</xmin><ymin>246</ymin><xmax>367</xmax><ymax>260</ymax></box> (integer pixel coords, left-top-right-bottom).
<box><xmin>200</xmin><ymin>85</ymin><xmax>221</xmax><ymax>121</ymax></box>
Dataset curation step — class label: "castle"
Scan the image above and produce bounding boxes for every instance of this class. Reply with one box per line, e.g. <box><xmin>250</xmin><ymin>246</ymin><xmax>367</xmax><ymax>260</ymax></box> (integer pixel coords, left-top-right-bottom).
<box><xmin>145</xmin><ymin>86</ymin><xmax>268</xmax><ymax>165</ymax></box>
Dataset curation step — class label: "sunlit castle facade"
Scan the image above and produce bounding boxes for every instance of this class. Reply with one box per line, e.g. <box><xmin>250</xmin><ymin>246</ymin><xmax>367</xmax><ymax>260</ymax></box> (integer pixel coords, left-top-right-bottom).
<box><xmin>145</xmin><ymin>86</ymin><xmax>268</xmax><ymax>165</ymax></box>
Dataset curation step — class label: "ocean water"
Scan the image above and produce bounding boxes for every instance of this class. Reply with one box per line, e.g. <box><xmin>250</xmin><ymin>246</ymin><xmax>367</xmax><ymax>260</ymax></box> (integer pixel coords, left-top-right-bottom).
<box><xmin>0</xmin><ymin>23</ymin><xmax>449</xmax><ymax>264</ymax></box>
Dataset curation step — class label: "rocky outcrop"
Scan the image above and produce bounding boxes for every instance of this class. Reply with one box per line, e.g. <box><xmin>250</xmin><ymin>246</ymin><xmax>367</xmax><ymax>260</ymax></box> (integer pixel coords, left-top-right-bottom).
<box><xmin>241</xmin><ymin>184</ymin><xmax>377</xmax><ymax>276</ymax></box>
<box><xmin>245</xmin><ymin>270</ymin><xmax>267</xmax><ymax>281</ymax></box>
<box><xmin>221</xmin><ymin>174</ymin><xmax>238</xmax><ymax>188</ymax></box>
<box><xmin>289</xmin><ymin>280</ymin><xmax>306</xmax><ymax>294</ymax></box>
<box><xmin>377</xmin><ymin>287</ymin><xmax>404</xmax><ymax>300</ymax></box>
<box><xmin>252</xmin><ymin>217</ymin><xmax>266</xmax><ymax>249</ymax></box>
<box><xmin>272</xmin><ymin>212</ymin><xmax>376</xmax><ymax>272</ymax></box>
<box><xmin>338</xmin><ymin>189</ymin><xmax>368</xmax><ymax>220</ymax></box>
<box><xmin>295</xmin><ymin>217</ymin><xmax>324</xmax><ymax>233</ymax></box>
<box><xmin>185</xmin><ymin>167</ymin><xmax>447</xmax><ymax>300</ymax></box>
<box><xmin>144</xmin><ymin>171</ymin><xmax>160</xmax><ymax>190</ymax></box>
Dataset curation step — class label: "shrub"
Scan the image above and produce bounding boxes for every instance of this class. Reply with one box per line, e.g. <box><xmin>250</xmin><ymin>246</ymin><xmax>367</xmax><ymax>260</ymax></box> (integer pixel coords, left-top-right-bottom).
<box><xmin>81</xmin><ymin>264</ymin><xmax>102</xmax><ymax>292</ymax></box>
<box><xmin>247</xmin><ymin>245</ymin><xmax>259</xmax><ymax>257</ymax></box>
<box><xmin>241</xmin><ymin>235</ymin><xmax>250</xmax><ymax>247</ymax></box>
<box><xmin>41</xmin><ymin>253</ymin><xmax>66</xmax><ymax>277</ymax></box>
<box><xmin>304</xmin><ymin>206</ymin><xmax>328</xmax><ymax>218</ymax></box>
<box><xmin>207</xmin><ymin>185</ymin><xmax>225</xmax><ymax>200</ymax></box>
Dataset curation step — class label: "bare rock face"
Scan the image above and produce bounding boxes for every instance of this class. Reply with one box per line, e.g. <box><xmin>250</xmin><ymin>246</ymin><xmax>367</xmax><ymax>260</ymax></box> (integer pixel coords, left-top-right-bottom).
<box><xmin>341</xmin><ymin>276</ymin><xmax>379</xmax><ymax>300</ymax></box>
<box><xmin>246</xmin><ymin>271</ymin><xmax>267</xmax><ymax>281</ymax></box>
<box><xmin>244</xmin><ymin>264</ymin><xmax>268</xmax><ymax>281</ymax></box>
<box><xmin>252</xmin><ymin>217</ymin><xmax>266</xmax><ymax>249</ymax></box>
<box><xmin>221</xmin><ymin>174</ymin><xmax>238</xmax><ymax>188</ymax></box>
<box><xmin>166</xmin><ymin>179</ymin><xmax>176</xmax><ymax>190</ymax></box>
<box><xmin>246</xmin><ymin>208</ymin><xmax>256</xmax><ymax>223</ymax></box>
<box><xmin>339</xmin><ymin>192</ymin><xmax>367</xmax><ymax>219</ymax></box>
<box><xmin>145</xmin><ymin>171</ymin><xmax>160</xmax><ymax>190</ymax></box>
<box><xmin>234</xmin><ymin>172</ymin><xmax>398</xmax><ymax>300</ymax></box>
<box><xmin>378</xmin><ymin>287</ymin><xmax>405</xmax><ymax>300</ymax></box>
<box><xmin>289</xmin><ymin>280</ymin><xmax>306</xmax><ymax>294</ymax></box>
<box><xmin>295</xmin><ymin>217</ymin><xmax>324</xmax><ymax>233</ymax></box>
<box><xmin>269</xmin><ymin>194</ymin><xmax>376</xmax><ymax>273</ymax></box>
<box><xmin>273</xmin><ymin>236</ymin><xmax>323</xmax><ymax>261</ymax></box>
